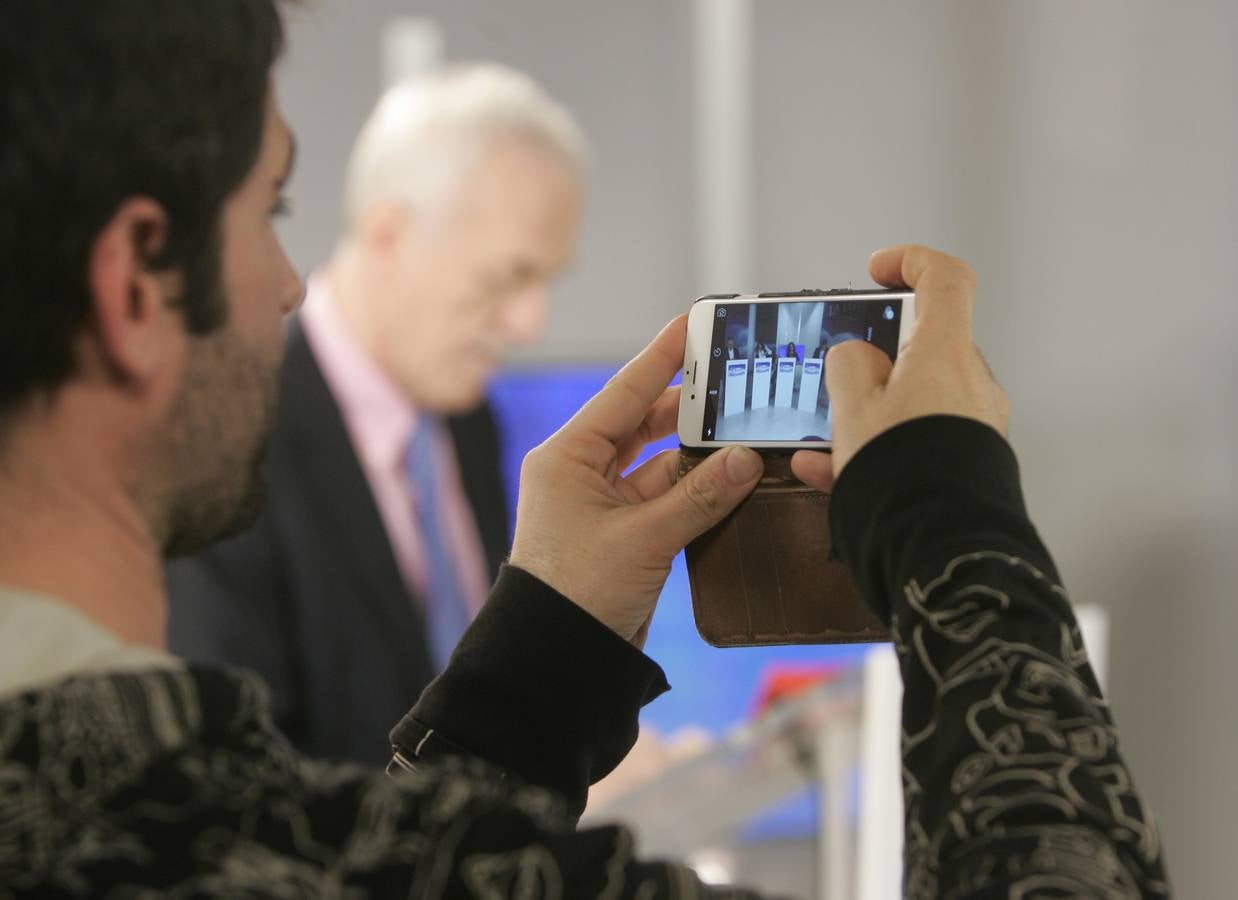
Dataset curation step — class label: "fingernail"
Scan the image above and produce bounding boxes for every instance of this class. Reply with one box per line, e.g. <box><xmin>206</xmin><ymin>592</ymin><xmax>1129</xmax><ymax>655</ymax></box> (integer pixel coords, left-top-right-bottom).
<box><xmin>725</xmin><ymin>446</ymin><xmax>762</xmax><ymax>483</ymax></box>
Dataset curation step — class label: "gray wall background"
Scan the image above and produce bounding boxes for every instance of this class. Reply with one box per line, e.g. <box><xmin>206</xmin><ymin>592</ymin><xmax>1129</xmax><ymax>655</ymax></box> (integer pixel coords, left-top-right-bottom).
<box><xmin>277</xmin><ymin>2</ymin><xmax>1238</xmax><ymax>895</ymax></box>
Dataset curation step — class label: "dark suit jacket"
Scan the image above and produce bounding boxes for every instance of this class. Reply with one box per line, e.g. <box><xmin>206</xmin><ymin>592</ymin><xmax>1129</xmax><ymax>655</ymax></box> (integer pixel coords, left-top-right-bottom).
<box><xmin>166</xmin><ymin>317</ymin><xmax>509</xmax><ymax>765</ymax></box>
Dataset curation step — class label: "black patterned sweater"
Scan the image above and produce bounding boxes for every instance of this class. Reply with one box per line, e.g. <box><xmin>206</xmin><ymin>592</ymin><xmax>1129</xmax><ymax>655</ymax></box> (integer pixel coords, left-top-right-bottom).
<box><xmin>0</xmin><ymin>416</ymin><xmax>1168</xmax><ymax>897</ymax></box>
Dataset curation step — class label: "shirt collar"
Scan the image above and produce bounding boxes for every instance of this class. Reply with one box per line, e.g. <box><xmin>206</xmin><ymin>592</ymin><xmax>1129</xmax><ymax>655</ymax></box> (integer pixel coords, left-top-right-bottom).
<box><xmin>299</xmin><ymin>272</ymin><xmax>420</xmax><ymax>470</ymax></box>
<box><xmin>0</xmin><ymin>585</ymin><xmax>177</xmax><ymax>697</ymax></box>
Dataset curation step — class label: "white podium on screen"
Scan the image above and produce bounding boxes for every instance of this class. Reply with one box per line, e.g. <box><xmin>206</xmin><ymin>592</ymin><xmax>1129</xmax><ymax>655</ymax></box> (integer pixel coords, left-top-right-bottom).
<box><xmin>723</xmin><ymin>359</ymin><xmax>748</xmax><ymax>417</ymax></box>
<box><xmin>798</xmin><ymin>358</ymin><xmax>823</xmax><ymax>412</ymax></box>
<box><xmin>751</xmin><ymin>358</ymin><xmax>772</xmax><ymax>410</ymax></box>
<box><xmin>774</xmin><ymin>357</ymin><xmax>796</xmax><ymax>408</ymax></box>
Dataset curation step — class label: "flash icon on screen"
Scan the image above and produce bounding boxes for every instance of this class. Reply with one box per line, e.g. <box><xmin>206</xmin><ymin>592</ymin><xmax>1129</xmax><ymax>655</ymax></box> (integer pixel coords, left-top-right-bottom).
<box><xmin>884</xmin><ymin>305</ymin><xmax>895</xmax><ymax>321</ymax></box>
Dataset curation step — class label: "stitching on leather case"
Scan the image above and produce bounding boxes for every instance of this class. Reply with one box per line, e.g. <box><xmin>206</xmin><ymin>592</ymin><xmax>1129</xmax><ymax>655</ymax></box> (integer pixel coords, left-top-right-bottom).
<box><xmin>735</xmin><ymin>504</ymin><xmax>753</xmax><ymax>638</ymax></box>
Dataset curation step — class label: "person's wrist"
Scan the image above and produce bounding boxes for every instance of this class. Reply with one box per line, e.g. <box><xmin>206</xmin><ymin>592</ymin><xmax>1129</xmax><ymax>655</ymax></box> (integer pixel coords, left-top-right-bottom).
<box><xmin>828</xmin><ymin>415</ymin><xmax>1033</xmax><ymax>622</ymax></box>
<box><xmin>402</xmin><ymin>563</ymin><xmax>670</xmax><ymax>817</ymax></box>
<box><xmin>507</xmin><ymin>548</ymin><xmax>634</xmax><ymax>642</ymax></box>
<box><xmin>832</xmin><ymin>416</ymin><xmax>1020</xmax><ymax>536</ymax></box>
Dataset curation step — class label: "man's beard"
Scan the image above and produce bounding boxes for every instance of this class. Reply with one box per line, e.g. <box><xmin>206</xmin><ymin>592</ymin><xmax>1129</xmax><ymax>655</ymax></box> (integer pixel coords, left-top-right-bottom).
<box><xmin>158</xmin><ymin>324</ymin><xmax>281</xmax><ymax>558</ymax></box>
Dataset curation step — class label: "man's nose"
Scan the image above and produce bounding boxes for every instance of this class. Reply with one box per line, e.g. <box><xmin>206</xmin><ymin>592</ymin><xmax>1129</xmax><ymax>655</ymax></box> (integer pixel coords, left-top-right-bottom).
<box><xmin>499</xmin><ymin>283</ymin><xmax>550</xmax><ymax>345</ymax></box>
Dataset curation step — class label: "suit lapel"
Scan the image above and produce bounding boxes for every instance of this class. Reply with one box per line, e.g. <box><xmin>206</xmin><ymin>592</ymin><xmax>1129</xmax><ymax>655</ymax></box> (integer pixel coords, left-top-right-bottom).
<box><xmin>275</xmin><ymin>319</ymin><xmax>427</xmax><ymax>655</ymax></box>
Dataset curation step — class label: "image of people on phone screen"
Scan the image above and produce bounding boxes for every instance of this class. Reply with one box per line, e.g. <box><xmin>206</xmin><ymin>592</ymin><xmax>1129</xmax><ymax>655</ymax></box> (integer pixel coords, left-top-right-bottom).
<box><xmin>708</xmin><ymin>299</ymin><xmax>902</xmax><ymax>443</ymax></box>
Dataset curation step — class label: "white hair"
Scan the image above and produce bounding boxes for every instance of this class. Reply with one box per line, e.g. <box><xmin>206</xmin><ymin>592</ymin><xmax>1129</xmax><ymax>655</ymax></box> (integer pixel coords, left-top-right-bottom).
<box><xmin>343</xmin><ymin>63</ymin><xmax>588</xmax><ymax>232</ymax></box>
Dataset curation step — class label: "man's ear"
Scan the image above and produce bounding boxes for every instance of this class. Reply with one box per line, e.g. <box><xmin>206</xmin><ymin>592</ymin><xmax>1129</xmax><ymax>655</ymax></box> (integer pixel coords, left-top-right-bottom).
<box><xmin>85</xmin><ymin>197</ymin><xmax>180</xmax><ymax>383</ymax></box>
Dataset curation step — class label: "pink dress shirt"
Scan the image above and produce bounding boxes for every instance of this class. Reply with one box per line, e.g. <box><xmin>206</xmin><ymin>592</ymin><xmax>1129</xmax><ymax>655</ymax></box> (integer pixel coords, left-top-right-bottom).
<box><xmin>299</xmin><ymin>273</ymin><xmax>490</xmax><ymax>619</ymax></box>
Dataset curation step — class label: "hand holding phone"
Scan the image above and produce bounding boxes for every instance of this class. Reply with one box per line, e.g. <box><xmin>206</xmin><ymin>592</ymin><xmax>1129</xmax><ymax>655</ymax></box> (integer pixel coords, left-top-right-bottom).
<box><xmin>508</xmin><ymin>317</ymin><xmax>764</xmax><ymax>648</ymax></box>
<box><xmin>791</xmin><ymin>245</ymin><xmax>1009</xmax><ymax>487</ymax></box>
<box><xmin>673</xmin><ymin>284</ymin><xmax>915</xmax><ymax>646</ymax></box>
<box><xmin>673</xmin><ymin>246</ymin><xmax>1010</xmax><ymax>647</ymax></box>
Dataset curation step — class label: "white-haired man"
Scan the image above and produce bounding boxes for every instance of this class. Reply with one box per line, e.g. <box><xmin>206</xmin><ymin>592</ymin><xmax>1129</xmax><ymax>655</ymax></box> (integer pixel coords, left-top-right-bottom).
<box><xmin>167</xmin><ymin>64</ymin><xmax>586</xmax><ymax>765</ymax></box>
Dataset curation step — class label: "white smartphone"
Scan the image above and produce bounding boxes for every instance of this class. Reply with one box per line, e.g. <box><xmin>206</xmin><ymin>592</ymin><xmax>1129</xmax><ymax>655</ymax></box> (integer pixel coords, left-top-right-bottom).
<box><xmin>677</xmin><ymin>289</ymin><xmax>916</xmax><ymax>449</ymax></box>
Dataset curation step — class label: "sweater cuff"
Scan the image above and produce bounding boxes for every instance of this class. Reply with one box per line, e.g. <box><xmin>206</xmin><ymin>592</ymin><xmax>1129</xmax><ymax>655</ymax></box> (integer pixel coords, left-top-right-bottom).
<box><xmin>829</xmin><ymin>415</ymin><xmax>1053</xmax><ymax>622</ymax></box>
<box><xmin>390</xmin><ymin>564</ymin><xmax>669</xmax><ymax>818</ymax></box>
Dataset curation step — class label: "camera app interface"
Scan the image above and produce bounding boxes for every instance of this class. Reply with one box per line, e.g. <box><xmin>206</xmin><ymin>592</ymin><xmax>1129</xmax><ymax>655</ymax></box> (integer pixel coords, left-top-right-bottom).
<box><xmin>701</xmin><ymin>297</ymin><xmax>903</xmax><ymax>442</ymax></box>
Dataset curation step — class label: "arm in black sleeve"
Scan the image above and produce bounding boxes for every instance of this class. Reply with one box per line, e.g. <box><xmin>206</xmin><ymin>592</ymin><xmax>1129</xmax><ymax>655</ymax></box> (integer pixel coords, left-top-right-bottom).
<box><xmin>830</xmin><ymin>415</ymin><xmax>1171</xmax><ymax>898</ymax></box>
<box><xmin>390</xmin><ymin>565</ymin><xmax>668</xmax><ymax>821</ymax></box>
<box><xmin>388</xmin><ymin>567</ymin><xmax>792</xmax><ymax>898</ymax></box>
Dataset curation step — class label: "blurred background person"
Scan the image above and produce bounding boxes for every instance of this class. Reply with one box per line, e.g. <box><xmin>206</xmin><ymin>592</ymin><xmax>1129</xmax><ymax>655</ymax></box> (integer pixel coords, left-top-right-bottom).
<box><xmin>167</xmin><ymin>63</ymin><xmax>586</xmax><ymax>765</ymax></box>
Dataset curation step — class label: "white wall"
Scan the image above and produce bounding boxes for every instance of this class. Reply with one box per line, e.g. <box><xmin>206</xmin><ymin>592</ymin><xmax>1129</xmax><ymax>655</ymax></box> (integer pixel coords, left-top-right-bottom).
<box><xmin>276</xmin><ymin>2</ymin><xmax>1238</xmax><ymax>895</ymax></box>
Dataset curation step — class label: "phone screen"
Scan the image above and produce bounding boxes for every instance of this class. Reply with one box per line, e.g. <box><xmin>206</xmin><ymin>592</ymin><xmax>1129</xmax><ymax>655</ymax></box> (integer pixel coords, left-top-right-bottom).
<box><xmin>700</xmin><ymin>297</ymin><xmax>904</xmax><ymax>443</ymax></box>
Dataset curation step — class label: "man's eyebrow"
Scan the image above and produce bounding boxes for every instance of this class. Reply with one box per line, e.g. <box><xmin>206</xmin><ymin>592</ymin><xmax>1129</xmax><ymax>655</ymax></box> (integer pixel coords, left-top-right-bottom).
<box><xmin>276</xmin><ymin>133</ymin><xmax>298</xmax><ymax>187</ymax></box>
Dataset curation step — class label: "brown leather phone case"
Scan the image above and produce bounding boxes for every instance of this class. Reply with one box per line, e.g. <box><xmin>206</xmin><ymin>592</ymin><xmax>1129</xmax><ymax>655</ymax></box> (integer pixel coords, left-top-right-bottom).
<box><xmin>676</xmin><ymin>447</ymin><xmax>888</xmax><ymax>647</ymax></box>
